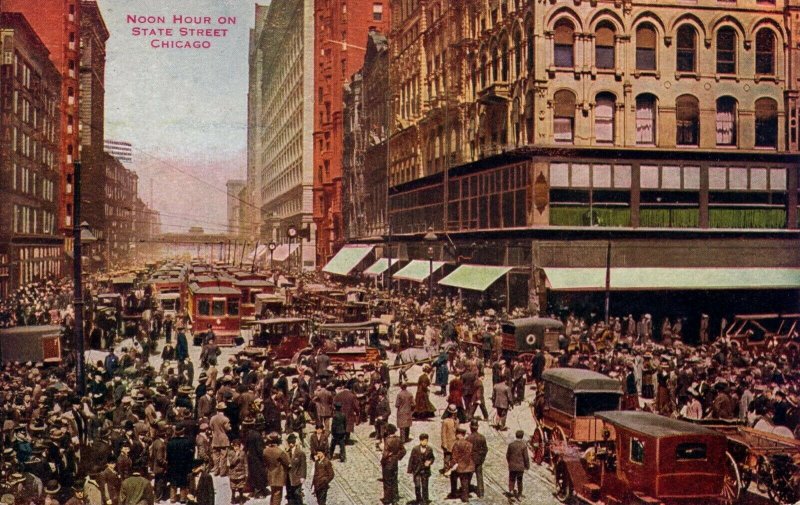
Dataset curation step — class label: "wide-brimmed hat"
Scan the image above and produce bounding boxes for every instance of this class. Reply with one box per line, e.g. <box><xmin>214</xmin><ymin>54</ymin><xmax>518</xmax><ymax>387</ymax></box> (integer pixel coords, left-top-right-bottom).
<box><xmin>44</xmin><ymin>480</ymin><xmax>60</xmax><ymax>495</ymax></box>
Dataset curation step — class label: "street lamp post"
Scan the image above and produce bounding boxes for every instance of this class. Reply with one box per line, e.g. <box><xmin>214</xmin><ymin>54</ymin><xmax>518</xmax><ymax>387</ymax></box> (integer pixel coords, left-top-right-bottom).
<box><xmin>423</xmin><ymin>226</ymin><xmax>438</xmax><ymax>301</ymax></box>
<box><xmin>268</xmin><ymin>241</ymin><xmax>277</xmax><ymax>271</ymax></box>
<box><xmin>427</xmin><ymin>246</ymin><xmax>434</xmax><ymax>301</ymax></box>
<box><xmin>287</xmin><ymin>225</ymin><xmax>298</xmax><ymax>273</ymax></box>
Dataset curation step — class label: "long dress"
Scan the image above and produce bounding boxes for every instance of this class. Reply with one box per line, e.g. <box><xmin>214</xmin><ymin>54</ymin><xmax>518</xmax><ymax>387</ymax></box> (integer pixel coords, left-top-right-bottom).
<box><xmin>413</xmin><ymin>373</ymin><xmax>436</xmax><ymax>419</ymax></box>
<box><xmin>243</xmin><ymin>428</ymin><xmax>268</xmax><ymax>495</ymax></box>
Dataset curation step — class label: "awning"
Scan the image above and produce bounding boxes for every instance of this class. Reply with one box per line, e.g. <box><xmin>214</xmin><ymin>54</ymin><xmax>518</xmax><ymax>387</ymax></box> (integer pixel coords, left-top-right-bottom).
<box><xmin>393</xmin><ymin>259</ymin><xmax>445</xmax><ymax>282</ymax></box>
<box><xmin>438</xmin><ymin>264</ymin><xmax>513</xmax><ymax>292</ymax></box>
<box><xmin>363</xmin><ymin>258</ymin><xmax>399</xmax><ymax>276</ymax></box>
<box><xmin>543</xmin><ymin>267</ymin><xmax>800</xmax><ymax>291</ymax></box>
<box><xmin>322</xmin><ymin>245</ymin><xmax>374</xmax><ymax>276</ymax></box>
<box><xmin>271</xmin><ymin>243</ymin><xmax>299</xmax><ymax>262</ymax></box>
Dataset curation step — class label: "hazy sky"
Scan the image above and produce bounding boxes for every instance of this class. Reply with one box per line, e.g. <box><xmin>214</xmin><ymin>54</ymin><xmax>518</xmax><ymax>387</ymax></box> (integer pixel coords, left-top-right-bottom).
<box><xmin>98</xmin><ymin>0</ymin><xmax>256</xmax><ymax>233</ymax></box>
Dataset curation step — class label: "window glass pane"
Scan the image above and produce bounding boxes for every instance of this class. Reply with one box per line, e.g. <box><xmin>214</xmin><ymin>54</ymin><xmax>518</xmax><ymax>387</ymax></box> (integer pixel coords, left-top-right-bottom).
<box><xmin>750</xmin><ymin>168</ymin><xmax>768</xmax><ymax>190</ymax></box>
<box><xmin>716</xmin><ymin>28</ymin><xmax>736</xmax><ymax>74</ymax></box>
<box><xmin>716</xmin><ymin>98</ymin><xmax>736</xmax><ymax>146</ymax></box>
<box><xmin>595</xmin><ymin>96</ymin><xmax>615</xmax><ymax>143</ymax></box>
<box><xmin>631</xmin><ymin>438</ymin><xmax>645</xmax><ymax>463</ymax></box>
<box><xmin>593</xmin><ymin>164</ymin><xmax>612</xmax><ymax>188</ymax></box>
<box><xmin>636</xmin><ymin>25</ymin><xmax>657</xmax><ymax>71</ymax></box>
<box><xmin>683</xmin><ymin>166</ymin><xmax>700</xmax><ymax>189</ymax></box>
<box><xmin>729</xmin><ymin>167</ymin><xmax>748</xmax><ymax>190</ymax></box>
<box><xmin>553</xmin><ymin>118</ymin><xmax>573</xmax><ymax>142</ymax></box>
<box><xmin>636</xmin><ymin>96</ymin><xmax>655</xmax><ymax>144</ymax></box>
<box><xmin>677</xmin><ymin>25</ymin><xmax>696</xmax><ymax>72</ymax></box>
<box><xmin>613</xmin><ymin>165</ymin><xmax>631</xmax><ymax>188</ymax></box>
<box><xmin>770</xmin><ymin>168</ymin><xmax>787</xmax><ymax>190</ymax></box>
<box><xmin>555</xmin><ymin>46</ymin><xmax>574</xmax><ymax>67</ymax></box>
<box><xmin>709</xmin><ymin>167</ymin><xmax>727</xmax><ymax>190</ymax></box>
<box><xmin>676</xmin><ymin>443</ymin><xmax>707</xmax><ymax>461</ymax></box>
<box><xmin>756</xmin><ymin>29</ymin><xmax>775</xmax><ymax>75</ymax></box>
<box><xmin>198</xmin><ymin>299</ymin><xmax>210</xmax><ymax>316</ymax></box>
<box><xmin>640</xmin><ymin>165</ymin><xmax>659</xmax><ymax>188</ymax></box>
<box><xmin>227</xmin><ymin>299</ymin><xmax>240</xmax><ymax>316</ymax></box>
<box><xmin>212</xmin><ymin>300</ymin><xmax>225</xmax><ymax>316</ymax></box>
<box><xmin>572</xmin><ymin>164</ymin><xmax>590</xmax><ymax>187</ymax></box>
<box><xmin>550</xmin><ymin>163</ymin><xmax>570</xmax><ymax>187</ymax></box>
<box><xmin>662</xmin><ymin>166</ymin><xmax>681</xmax><ymax>189</ymax></box>
<box><xmin>596</xmin><ymin>47</ymin><xmax>614</xmax><ymax>69</ymax></box>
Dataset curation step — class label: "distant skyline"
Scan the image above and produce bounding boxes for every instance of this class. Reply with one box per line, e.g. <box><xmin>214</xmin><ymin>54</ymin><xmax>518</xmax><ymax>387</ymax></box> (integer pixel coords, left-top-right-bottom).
<box><xmin>98</xmin><ymin>0</ymin><xmax>255</xmax><ymax>233</ymax></box>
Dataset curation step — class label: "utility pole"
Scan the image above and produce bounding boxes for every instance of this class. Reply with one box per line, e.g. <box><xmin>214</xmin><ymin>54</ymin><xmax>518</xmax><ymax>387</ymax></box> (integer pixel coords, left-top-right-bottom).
<box><xmin>72</xmin><ymin>161</ymin><xmax>86</xmax><ymax>397</ymax></box>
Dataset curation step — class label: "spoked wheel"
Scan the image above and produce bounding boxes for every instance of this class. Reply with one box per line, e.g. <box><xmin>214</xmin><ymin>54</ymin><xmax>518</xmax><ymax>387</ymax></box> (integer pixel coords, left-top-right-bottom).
<box><xmin>720</xmin><ymin>451</ymin><xmax>742</xmax><ymax>505</ymax></box>
<box><xmin>529</xmin><ymin>427</ymin><xmax>547</xmax><ymax>465</ymax></box>
<box><xmin>554</xmin><ymin>462</ymin><xmax>573</xmax><ymax>503</ymax></box>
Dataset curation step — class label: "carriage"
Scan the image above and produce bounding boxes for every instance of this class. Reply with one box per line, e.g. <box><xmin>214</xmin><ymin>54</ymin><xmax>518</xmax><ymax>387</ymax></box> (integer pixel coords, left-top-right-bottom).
<box><xmin>553</xmin><ymin>410</ymin><xmax>740</xmax><ymax>505</ymax></box>
<box><xmin>684</xmin><ymin>418</ymin><xmax>800</xmax><ymax>504</ymax></box>
<box><xmin>501</xmin><ymin>317</ymin><xmax>564</xmax><ymax>354</ymax></box>
<box><xmin>0</xmin><ymin>325</ymin><xmax>62</xmax><ymax>364</ymax></box>
<box><xmin>530</xmin><ymin>368</ymin><xmax>622</xmax><ymax>465</ymax></box>
<box><xmin>241</xmin><ymin>317</ymin><xmax>311</xmax><ymax>363</ymax></box>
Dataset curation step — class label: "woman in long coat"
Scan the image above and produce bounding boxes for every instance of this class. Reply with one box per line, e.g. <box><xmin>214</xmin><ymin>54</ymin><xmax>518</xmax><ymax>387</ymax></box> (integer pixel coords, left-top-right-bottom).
<box><xmin>243</xmin><ymin>422</ymin><xmax>268</xmax><ymax>498</ymax></box>
<box><xmin>413</xmin><ymin>366</ymin><xmax>436</xmax><ymax>419</ymax></box>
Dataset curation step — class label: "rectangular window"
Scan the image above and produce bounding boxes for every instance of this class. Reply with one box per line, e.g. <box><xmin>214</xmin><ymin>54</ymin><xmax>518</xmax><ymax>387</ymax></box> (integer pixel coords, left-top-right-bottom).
<box><xmin>198</xmin><ymin>299</ymin><xmax>210</xmax><ymax>316</ymax></box>
<box><xmin>676</xmin><ymin>443</ymin><xmax>707</xmax><ymax>460</ymax></box>
<box><xmin>635</xmin><ymin>99</ymin><xmax>655</xmax><ymax>144</ymax></box>
<box><xmin>750</xmin><ymin>168</ymin><xmax>768</xmax><ymax>190</ymax></box>
<box><xmin>212</xmin><ymin>299</ymin><xmax>226</xmax><ymax>316</ymax></box>
<box><xmin>630</xmin><ymin>438</ymin><xmax>645</xmax><ymax>463</ymax></box>
<box><xmin>553</xmin><ymin>118</ymin><xmax>573</xmax><ymax>142</ymax></box>
<box><xmin>373</xmin><ymin>3</ymin><xmax>383</xmax><ymax>21</ymax></box>
<box><xmin>596</xmin><ymin>47</ymin><xmax>614</xmax><ymax>69</ymax></box>
<box><xmin>640</xmin><ymin>165</ymin><xmax>660</xmax><ymax>188</ymax></box>
<box><xmin>770</xmin><ymin>168</ymin><xmax>787</xmax><ymax>190</ymax></box>
<box><xmin>683</xmin><ymin>166</ymin><xmax>700</xmax><ymax>189</ymax></box>
<box><xmin>572</xmin><ymin>164</ymin><xmax>590</xmax><ymax>187</ymax></box>
<box><xmin>550</xmin><ymin>163</ymin><xmax>569</xmax><ymax>187</ymax></box>
<box><xmin>729</xmin><ymin>168</ymin><xmax>748</xmax><ymax>190</ymax></box>
<box><xmin>613</xmin><ymin>165</ymin><xmax>632</xmax><ymax>188</ymax></box>
<box><xmin>592</xmin><ymin>165</ymin><xmax>612</xmax><ymax>188</ymax></box>
<box><xmin>227</xmin><ymin>299</ymin><xmax>239</xmax><ymax>316</ymax></box>
<box><xmin>709</xmin><ymin>167</ymin><xmax>727</xmax><ymax>190</ymax></box>
<box><xmin>554</xmin><ymin>46</ymin><xmax>573</xmax><ymax>67</ymax></box>
<box><xmin>662</xmin><ymin>166</ymin><xmax>681</xmax><ymax>189</ymax></box>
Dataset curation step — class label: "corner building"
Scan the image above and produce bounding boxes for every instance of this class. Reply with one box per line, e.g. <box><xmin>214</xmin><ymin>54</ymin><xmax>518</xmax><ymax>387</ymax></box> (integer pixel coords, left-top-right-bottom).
<box><xmin>376</xmin><ymin>0</ymin><xmax>800</xmax><ymax>319</ymax></box>
<box><xmin>0</xmin><ymin>13</ymin><xmax>63</xmax><ymax>291</ymax></box>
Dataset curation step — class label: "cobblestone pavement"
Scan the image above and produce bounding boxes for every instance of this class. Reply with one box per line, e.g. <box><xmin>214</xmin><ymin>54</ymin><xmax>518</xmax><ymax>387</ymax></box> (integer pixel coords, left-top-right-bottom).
<box><xmin>147</xmin><ymin>339</ymin><xmax>773</xmax><ymax>505</ymax></box>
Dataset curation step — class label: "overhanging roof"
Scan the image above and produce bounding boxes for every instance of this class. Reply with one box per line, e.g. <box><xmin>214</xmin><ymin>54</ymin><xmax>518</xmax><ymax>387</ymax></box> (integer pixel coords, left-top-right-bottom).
<box><xmin>393</xmin><ymin>259</ymin><xmax>445</xmax><ymax>282</ymax></box>
<box><xmin>363</xmin><ymin>258</ymin><xmax>400</xmax><ymax>276</ymax></box>
<box><xmin>438</xmin><ymin>264</ymin><xmax>512</xmax><ymax>292</ymax></box>
<box><xmin>322</xmin><ymin>245</ymin><xmax>374</xmax><ymax>276</ymax></box>
<box><xmin>543</xmin><ymin>267</ymin><xmax>800</xmax><ymax>291</ymax></box>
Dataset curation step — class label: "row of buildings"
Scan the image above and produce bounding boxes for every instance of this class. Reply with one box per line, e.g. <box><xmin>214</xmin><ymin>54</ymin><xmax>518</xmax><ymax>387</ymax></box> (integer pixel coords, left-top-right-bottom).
<box><xmin>0</xmin><ymin>1</ymin><xmax>159</xmax><ymax>297</ymax></box>
<box><xmin>242</xmin><ymin>0</ymin><xmax>800</xmax><ymax>313</ymax></box>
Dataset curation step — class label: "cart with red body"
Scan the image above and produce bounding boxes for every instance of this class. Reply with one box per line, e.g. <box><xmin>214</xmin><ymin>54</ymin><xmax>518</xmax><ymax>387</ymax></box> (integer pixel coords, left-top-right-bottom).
<box><xmin>187</xmin><ymin>281</ymin><xmax>242</xmax><ymax>346</ymax></box>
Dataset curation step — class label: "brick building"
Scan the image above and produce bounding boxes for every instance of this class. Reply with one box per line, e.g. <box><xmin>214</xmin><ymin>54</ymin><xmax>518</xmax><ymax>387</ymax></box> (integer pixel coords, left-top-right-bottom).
<box><xmin>337</xmin><ymin>0</ymin><xmax>800</xmax><ymax>318</ymax></box>
<box><xmin>1</xmin><ymin>0</ymin><xmax>81</xmax><ymax>238</ymax></box>
<box><xmin>78</xmin><ymin>0</ymin><xmax>109</xmax><ymax>265</ymax></box>
<box><xmin>343</xmin><ymin>29</ymin><xmax>390</xmax><ymax>241</ymax></box>
<box><xmin>0</xmin><ymin>13</ymin><xmax>63</xmax><ymax>291</ymax></box>
<box><xmin>312</xmin><ymin>0</ymin><xmax>390</xmax><ymax>265</ymax></box>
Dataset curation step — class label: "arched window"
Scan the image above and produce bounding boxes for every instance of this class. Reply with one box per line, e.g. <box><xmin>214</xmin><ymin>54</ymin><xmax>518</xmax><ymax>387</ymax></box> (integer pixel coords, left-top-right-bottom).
<box><xmin>480</xmin><ymin>53</ymin><xmax>488</xmax><ymax>88</ymax></box>
<box><xmin>716</xmin><ymin>27</ymin><xmax>736</xmax><ymax>74</ymax></box>
<box><xmin>676</xmin><ymin>25</ymin><xmax>697</xmax><ymax>72</ymax></box>
<box><xmin>676</xmin><ymin>95</ymin><xmax>699</xmax><ymax>145</ymax></box>
<box><xmin>595</xmin><ymin>22</ymin><xmax>615</xmax><ymax>69</ymax></box>
<box><xmin>636</xmin><ymin>94</ymin><xmax>657</xmax><ymax>145</ymax></box>
<box><xmin>595</xmin><ymin>93</ymin><xmax>615</xmax><ymax>143</ymax></box>
<box><xmin>716</xmin><ymin>97</ymin><xmax>737</xmax><ymax>146</ymax></box>
<box><xmin>636</xmin><ymin>24</ymin><xmax>657</xmax><ymax>70</ymax></box>
<box><xmin>492</xmin><ymin>46</ymin><xmax>499</xmax><ymax>81</ymax></box>
<box><xmin>554</xmin><ymin>20</ymin><xmax>575</xmax><ymax>68</ymax></box>
<box><xmin>553</xmin><ymin>90</ymin><xmax>576</xmax><ymax>143</ymax></box>
<box><xmin>755</xmin><ymin>29</ymin><xmax>775</xmax><ymax>75</ymax></box>
<box><xmin>527</xmin><ymin>27</ymin><xmax>534</xmax><ymax>71</ymax></box>
<box><xmin>514</xmin><ymin>31</ymin><xmax>522</xmax><ymax>77</ymax></box>
<box><xmin>501</xmin><ymin>41</ymin><xmax>509</xmax><ymax>81</ymax></box>
<box><xmin>755</xmin><ymin>97</ymin><xmax>778</xmax><ymax>148</ymax></box>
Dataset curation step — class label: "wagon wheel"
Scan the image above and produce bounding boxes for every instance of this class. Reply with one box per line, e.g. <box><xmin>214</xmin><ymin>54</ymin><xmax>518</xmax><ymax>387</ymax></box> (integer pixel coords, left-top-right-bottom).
<box><xmin>548</xmin><ymin>426</ymin><xmax>567</xmax><ymax>466</ymax></box>
<box><xmin>720</xmin><ymin>451</ymin><xmax>742</xmax><ymax>505</ymax></box>
<box><xmin>554</xmin><ymin>461</ymin><xmax>573</xmax><ymax>503</ymax></box>
<box><xmin>529</xmin><ymin>426</ymin><xmax>547</xmax><ymax>465</ymax></box>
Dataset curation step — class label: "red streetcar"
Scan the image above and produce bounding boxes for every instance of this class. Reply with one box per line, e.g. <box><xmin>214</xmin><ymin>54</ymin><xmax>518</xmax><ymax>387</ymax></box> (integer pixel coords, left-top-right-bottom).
<box><xmin>188</xmin><ymin>280</ymin><xmax>242</xmax><ymax>346</ymax></box>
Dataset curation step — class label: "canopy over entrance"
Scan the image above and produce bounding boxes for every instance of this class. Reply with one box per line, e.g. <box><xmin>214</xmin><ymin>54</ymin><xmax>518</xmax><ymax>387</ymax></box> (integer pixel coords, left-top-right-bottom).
<box><xmin>438</xmin><ymin>264</ymin><xmax>513</xmax><ymax>292</ymax></box>
<box><xmin>321</xmin><ymin>245</ymin><xmax>374</xmax><ymax>276</ymax></box>
<box><xmin>393</xmin><ymin>259</ymin><xmax>445</xmax><ymax>282</ymax></box>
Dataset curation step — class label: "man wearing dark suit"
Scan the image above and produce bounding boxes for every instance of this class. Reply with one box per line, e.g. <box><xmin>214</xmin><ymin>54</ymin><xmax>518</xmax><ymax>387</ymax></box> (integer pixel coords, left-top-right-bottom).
<box><xmin>506</xmin><ymin>430</ymin><xmax>530</xmax><ymax>498</ymax></box>
<box><xmin>407</xmin><ymin>433</ymin><xmax>435</xmax><ymax>505</ymax></box>
<box><xmin>312</xmin><ymin>450</ymin><xmax>334</xmax><ymax>505</ymax></box>
<box><xmin>449</xmin><ymin>428</ymin><xmax>474</xmax><ymax>503</ymax></box>
<box><xmin>467</xmin><ymin>420</ymin><xmax>488</xmax><ymax>498</ymax></box>
<box><xmin>309</xmin><ymin>424</ymin><xmax>329</xmax><ymax>461</ymax></box>
<box><xmin>330</xmin><ymin>404</ymin><xmax>348</xmax><ymax>462</ymax></box>
<box><xmin>286</xmin><ymin>434</ymin><xmax>306</xmax><ymax>505</ymax></box>
<box><xmin>380</xmin><ymin>424</ymin><xmax>406</xmax><ymax>505</ymax></box>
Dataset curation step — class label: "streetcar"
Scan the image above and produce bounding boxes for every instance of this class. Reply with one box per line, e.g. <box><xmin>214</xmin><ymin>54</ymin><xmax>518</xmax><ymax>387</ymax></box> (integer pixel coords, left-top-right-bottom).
<box><xmin>187</xmin><ymin>279</ymin><xmax>242</xmax><ymax>346</ymax></box>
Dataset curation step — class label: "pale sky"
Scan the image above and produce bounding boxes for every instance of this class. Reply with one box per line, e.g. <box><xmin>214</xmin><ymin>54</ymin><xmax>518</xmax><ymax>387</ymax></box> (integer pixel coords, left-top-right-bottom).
<box><xmin>98</xmin><ymin>0</ymin><xmax>256</xmax><ymax>233</ymax></box>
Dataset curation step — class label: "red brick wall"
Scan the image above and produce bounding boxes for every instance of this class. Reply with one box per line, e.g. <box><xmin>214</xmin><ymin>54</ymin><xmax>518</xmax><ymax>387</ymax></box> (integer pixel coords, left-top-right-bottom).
<box><xmin>313</xmin><ymin>0</ymin><xmax>390</xmax><ymax>266</ymax></box>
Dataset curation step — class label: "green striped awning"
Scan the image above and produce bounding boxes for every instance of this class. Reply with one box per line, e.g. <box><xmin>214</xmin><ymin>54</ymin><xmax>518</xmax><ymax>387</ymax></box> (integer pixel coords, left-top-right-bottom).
<box><xmin>363</xmin><ymin>258</ymin><xmax>399</xmax><ymax>276</ymax></box>
<box><xmin>321</xmin><ymin>246</ymin><xmax>374</xmax><ymax>276</ymax></box>
<box><xmin>393</xmin><ymin>260</ymin><xmax>445</xmax><ymax>282</ymax></box>
<box><xmin>543</xmin><ymin>267</ymin><xmax>800</xmax><ymax>291</ymax></box>
<box><xmin>438</xmin><ymin>265</ymin><xmax>513</xmax><ymax>292</ymax></box>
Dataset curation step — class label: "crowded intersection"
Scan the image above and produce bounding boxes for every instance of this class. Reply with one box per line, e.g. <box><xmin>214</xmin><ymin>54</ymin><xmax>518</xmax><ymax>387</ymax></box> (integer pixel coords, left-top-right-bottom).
<box><xmin>0</xmin><ymin>258</ymin><xmax>795</xmax><ymax>505</ymax></box>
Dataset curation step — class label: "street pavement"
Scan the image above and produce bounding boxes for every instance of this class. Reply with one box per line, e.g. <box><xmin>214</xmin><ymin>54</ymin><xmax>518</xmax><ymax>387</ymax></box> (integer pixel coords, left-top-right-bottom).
<box><xmin>144</xmin><ymin>337</ymin><xmax>559</xmax><ymax>505</ymax></box>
